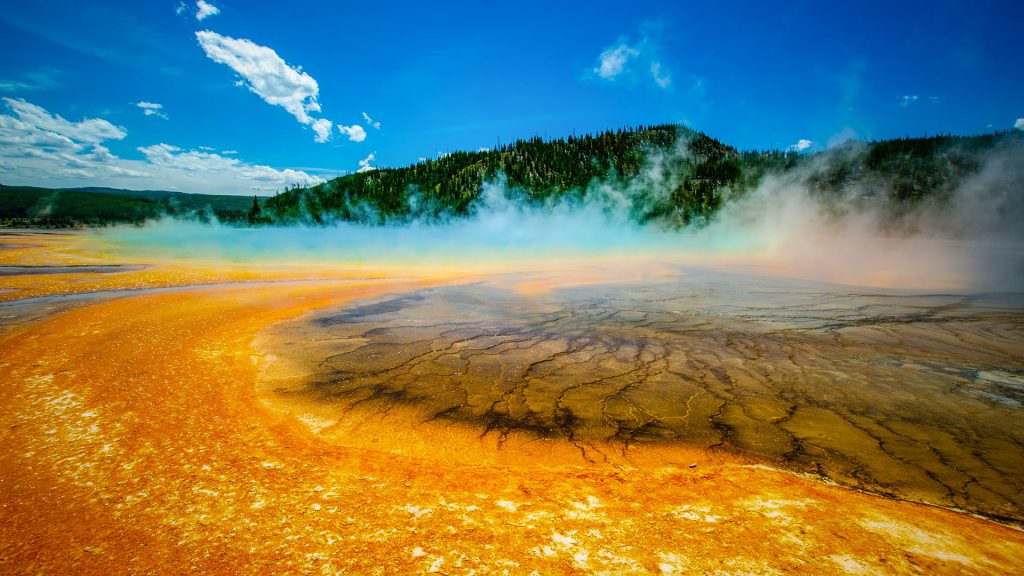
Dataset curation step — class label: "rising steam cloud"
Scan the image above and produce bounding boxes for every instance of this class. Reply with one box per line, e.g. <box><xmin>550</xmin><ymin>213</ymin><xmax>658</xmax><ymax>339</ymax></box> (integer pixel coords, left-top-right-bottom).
<box><xmin>688</xmin><ymin>139</ymin><xmax>1024</xmax><ymax>289</ymax></box>
<box><xmin>100</xmin><ymin>138</ymin><xmax>1024</xmax><ymax>292</ymax></box>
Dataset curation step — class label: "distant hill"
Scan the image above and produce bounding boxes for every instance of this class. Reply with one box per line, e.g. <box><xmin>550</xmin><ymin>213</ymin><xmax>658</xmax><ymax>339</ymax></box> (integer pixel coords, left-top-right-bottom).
<box><xmin>264</xmin><ymin>125</ymin><xmax>746</xmax><ymax>225</ymax></box>
<box><xmin>263</xmin><ymin>125</ymin><xmax>1024</xmax><ymax>227</ymax></box>
<box><xmin>3</xmin><ymin>126</ymin><xmax>1021</xmax><ymax>228</ymax></box>
<box><xmin>0</xmin><ymin>184</ymin><xmax>263</xmax><ymax>227</ymax></box>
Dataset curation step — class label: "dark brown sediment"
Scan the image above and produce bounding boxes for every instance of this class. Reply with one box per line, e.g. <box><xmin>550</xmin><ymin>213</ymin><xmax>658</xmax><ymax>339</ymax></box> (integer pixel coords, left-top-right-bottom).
<box><xmin>259</xmin><ymin>270</ymin><xmax>1024</xmax><ymax>522</ymax></box>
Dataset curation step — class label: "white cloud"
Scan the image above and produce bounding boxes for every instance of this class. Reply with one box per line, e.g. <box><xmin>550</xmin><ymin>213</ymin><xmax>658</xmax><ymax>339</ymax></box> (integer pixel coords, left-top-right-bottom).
<box><xmin>221</xmin><ymin>149</ymin><xmax>238</xmax><ymax>155</ymax></box>
<box><xmin>900</xmin><ymin>94</ymin><xmax>919</xmax><ymax>107</ymax></box>
<box><xmin>592</xmin><ymin>33</ymin><xmax>672</xmax><ymax>89</ymax></box>
<box><xmin>0</xmin><ymin>117</ymin><xmax>77</xmax><ymax>153</ymax></box>
<box><xmin>136</xmin><ymin>101</ymin><xmax>168</xmax><ymax>120</ymax></box>
<box><xmin>134</xmin><ymin>144</ymin><xmax>323</xmax><ymax>192</ymax></box>
<box><xmin>1014</xmin><ymin>118</ymin><xmax>1024</xmax><ymax>131</ymax></box>
<box><xmin>138</xmin><ymin>144</ymin><xmax>316</xmax><ymax>184</ymax></box>
<box><xmin>195</xmin><ymin>30</ymin><xmax>332</xmax><ymax>142</ymax></box>
<box><xmin>338</xmin><ymin>124</ymin><xmax>366</xmax><ymax>142</ymax></box>
<box><xmin>788</xmin><ymin>139</ymin><xmax>813</xmax><ymax>152</ymax></box>
<box><xmin>650</xmin><ymin>62</ymin><xmax>671</xmax><ymax>89</ymax></box>
<box><xmin>362</xmin><ymin>112</ymin><xmax>380</xmax><ymax>129</ymax></box>
<box><xmin>3</xmin><ymin>97</ymin><xmax>125</xmax><ymax>144</ymax></box>
<box><xmin>0</xmin><ymin>98</ymin><xmax>322</xmax><ymax>194</ymax></box>
<box><xmin>312</xmin><ymin>118</ymin><xmax>333</xmax><ymax>143</ymax></box>
<box><xmin>357</xmin><ymin>152</ymin><xmax>376</xmax><ymax>173</ymax></box>
<box><xmin>175</xmin><ymin>2</ymin><xmax>188</xmax><ymax>15</ymax></box>
<box><xmin>0</xmin><ymin>101</ymin><xmax>146</xmax><ymax>180</ymax></box>
<box><xmin>594</xmin><ymin>43</ymin><xmax>639</xmax><ymax>80</ymax></box>
<box><xmin>196</xmin><ymin>0</ymin><xmax>220</xmax><ymax>21</ymax></box>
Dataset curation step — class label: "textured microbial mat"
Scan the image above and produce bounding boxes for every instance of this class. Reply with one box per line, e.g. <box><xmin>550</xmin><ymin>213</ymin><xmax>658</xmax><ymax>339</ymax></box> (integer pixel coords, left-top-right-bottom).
<box><xmin>262</xmin><ymin>269</ymin><xmax>1024</xmax><ymax>522</ymax></box>
<box><xmin>2</xmin><ymin>232</ymin><xmax>1024</xmax><ymax>575</ymax></box>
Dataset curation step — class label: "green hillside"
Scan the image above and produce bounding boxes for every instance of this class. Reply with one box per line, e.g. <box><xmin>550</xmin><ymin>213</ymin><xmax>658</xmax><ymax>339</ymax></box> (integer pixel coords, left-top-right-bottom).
<box><xmin>0</xmin><ymin>184</ymin><xmax>262</xmax><ymax>227</ymax></box>
<box><xmin>2</xmin><ymin>125</ymin><xmax>1021</xmax><ymax>228</ymax></box>
<box><xmin>263</xmin><ymin>125</ymin><xmax>1023</xmax><ymax>227</ymax></box>
<box><xmin>264</xmin><ymin>125</ymin><xmax>748</xmax><ymax>225</ymax></box>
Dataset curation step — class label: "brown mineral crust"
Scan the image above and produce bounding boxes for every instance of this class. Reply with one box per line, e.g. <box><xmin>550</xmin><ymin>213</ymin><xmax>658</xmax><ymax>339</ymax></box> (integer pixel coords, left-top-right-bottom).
<box><xmin>1</xmin><ymin>276</ymin><xmax>1023</xmax><ymax>575</ymax></box>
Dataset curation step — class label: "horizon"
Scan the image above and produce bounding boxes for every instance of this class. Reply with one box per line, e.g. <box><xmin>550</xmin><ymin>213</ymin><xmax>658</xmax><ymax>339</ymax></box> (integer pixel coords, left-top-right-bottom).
<box><xmin>1</xmin><ymin>125</ymin><xmax>1019</xmax><ymax>198</ymax></box>
<box><xmin>1</xmin><ymin>0</ymin><xmax>1023</xmax><ymax>195</ymax></box>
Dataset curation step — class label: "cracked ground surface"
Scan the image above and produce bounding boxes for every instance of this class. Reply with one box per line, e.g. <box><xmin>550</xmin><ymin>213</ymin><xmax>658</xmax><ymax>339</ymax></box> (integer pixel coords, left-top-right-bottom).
<box><xmin>261</xmin><ymin>272</ymin><xmax>1024</xmax><ymax>523</ymax></box>
<box><xmin>2</xmin><ymin>231</ymin><xmax>1024</xmax><ymax>575</ymax></box>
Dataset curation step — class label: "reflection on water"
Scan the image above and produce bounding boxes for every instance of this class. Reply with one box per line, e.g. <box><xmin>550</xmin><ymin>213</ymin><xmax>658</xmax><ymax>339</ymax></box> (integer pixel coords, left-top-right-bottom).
<box><xmin>0</xmin><ymin>264</ymin><xmax>147</xmax><ymax>276</ymax></box>
<box><xmin>263</xmin><ymin>267</ymin><xmax>1024</xmax><ymax>521</ymax></box>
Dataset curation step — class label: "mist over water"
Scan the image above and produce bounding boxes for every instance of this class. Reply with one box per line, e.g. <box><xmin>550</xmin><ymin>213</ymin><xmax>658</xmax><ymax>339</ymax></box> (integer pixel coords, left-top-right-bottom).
<box><xmin>97</xmin><ymin>141</ymin><xmax>1024</xmax><ymax>292</ymax></box>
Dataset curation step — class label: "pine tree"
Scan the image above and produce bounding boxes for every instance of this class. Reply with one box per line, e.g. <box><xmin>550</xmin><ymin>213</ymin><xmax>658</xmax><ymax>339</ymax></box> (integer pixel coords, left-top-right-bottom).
<box><xmin>248</xmin><ymin>195</ymin><xmax>260</xmax><ymax>224</ymax></box>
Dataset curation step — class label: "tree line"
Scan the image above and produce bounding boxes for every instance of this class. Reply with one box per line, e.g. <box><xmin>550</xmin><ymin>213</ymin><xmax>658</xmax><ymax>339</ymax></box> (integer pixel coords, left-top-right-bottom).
<box><xmin>3</xmin><ymin>126</ymin><xmax>1020</xmax><ymax>228</ymax></box>
<box><xmin>261</xmin><ymin>126</ymin><xmax>1022</xmax><ymax>227</ymax></box>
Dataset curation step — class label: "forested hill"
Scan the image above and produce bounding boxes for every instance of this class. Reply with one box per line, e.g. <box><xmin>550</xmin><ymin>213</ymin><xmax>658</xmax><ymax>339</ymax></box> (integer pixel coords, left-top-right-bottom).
<box><xmin>264</xmin><ymin>125</ymin><xmax>750</xmax><ymax>225</ymax></box>
<box><xmin>262</xmin><ymin>125</ymin><xmax>1024</xmax><ymax>226</ymax></box>
<box><xmin>0</xmin><ymin>184</ymin><xmax>260</xmax><ymax>228</ymax></box>
<box><xmin>2</xmin><ymin>126</ymin><xmax>1020</xmax><ymax>228</ymax></box>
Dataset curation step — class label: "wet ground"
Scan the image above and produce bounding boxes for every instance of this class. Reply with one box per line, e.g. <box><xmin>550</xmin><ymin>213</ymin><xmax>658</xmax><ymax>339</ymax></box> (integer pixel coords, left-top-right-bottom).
<box><xmin>3</xmin><ymin>231</ymin><xmax>1024</xmax><ymax>574</ymax></box>
<box><xmin>261</xmin><ymin>268</ymin><xmax>1024</xmax><ymax>522</ymax></box>
<box><xmin>0</xmin><ymin>264</ymin><xmax>147</xmax><ymax>276</ymax></box>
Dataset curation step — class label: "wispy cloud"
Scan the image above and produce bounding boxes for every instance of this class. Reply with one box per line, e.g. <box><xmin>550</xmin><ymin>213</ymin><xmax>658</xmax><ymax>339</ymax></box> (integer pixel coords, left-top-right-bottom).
<box><xmin>362</xmin><ymin>112</ymin><xmax>380</xmax><ymax>129</ymax></box>
<box><xmin>788</xmin><ymin>139</ymin><xmax>813</xmax><ymax>152</ymax></box>
<box><xmin>357</xmin><ymin>152</ymin><xmax>376</xmax><ymax>173</ymax></box>
<box><xmin>338</xmin><ymin>124</ymin><xmax>367</xmax><ymax>142</ymax></box>
<box><xmin>0</xmin><ymin>68</ymin><xmax>64</xmax><ymax>93</ymax></box>
<box><xmin>136</xmin><ymin>101</ymin><xmax>168</xmax><ymax>120</ymax></box>
<box><xmin>650</xmin><ymin>62</ymin><xmax>671</xmax><ymax>89</ymax></box>
<box><xmin>838</xmin><ymin>61</ymin><xmax>862</xmax><ymax>104</ymax></box>
<box><xmin>195</xmin><ymin>30</ymin><xmax>332</xmax><ymax>142</ymax></box>
<box><xmin>175</xmin><ymin>2</ymin><xmax>188</xmax><ymax>16</ymax></box>
<box><xmin>195</xmin><ymin>0</ymin><xmax>220</xmax><ymax>21</ymax></box>
<box><xmin>2</xmin><ymin>97</ymin><xmax>124</xmax><ymax>143</ymax></box>
<box><xmin>691</xmin><ymin>77</ymin><xmax>707</xmax><ymax>98</ymax></box>
<box><xmin>0</xmin><ymin>98</ymin><xmax>321</xmax><ymax>194</ymax></box>
<box><xmin>137</xmin><ymin>144</ymin><xmax>318</xmax><ymax>191</ymax></box>
<box><xmin>311</xmin><ymin>119</ymin><xmax>332</xmax><ymax>143</ymax></box>
<box><xmin>827</xmin><ymin>126</ymin><xmax>858</xmax><ymax>149</ymax></box>
<box><xmin>591</xmin><ymin>31</ymin><xmax>671</xmax><ymax>89</ymax></box>
<box><xmin>594</xmin><ymin>43</ymin><xmax>640</xmax><ymax>80</ymax></box>
<box><xmin>900</xmin><ymin>94</ymin><xmax>919</xmax><ymax>107</ymax></box>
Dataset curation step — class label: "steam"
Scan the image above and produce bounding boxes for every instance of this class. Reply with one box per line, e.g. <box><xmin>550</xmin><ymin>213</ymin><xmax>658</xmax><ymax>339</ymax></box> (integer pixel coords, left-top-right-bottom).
<box><xmin>690</xmin><ymin>168</ymin><xmax>1022</xmax><ymax>289</ymax></box>
<box><xmin>98</xmin><ymin>184</ymin><xmax>676</xmax><ymax>271</ymax></box>
<box><xmin>99</xmin><ymin>139</ymin><xmax>1024</xmax><ymax>292</ymax></box>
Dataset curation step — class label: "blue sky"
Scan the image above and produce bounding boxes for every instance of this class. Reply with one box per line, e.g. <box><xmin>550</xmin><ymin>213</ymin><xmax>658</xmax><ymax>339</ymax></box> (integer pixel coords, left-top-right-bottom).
<box><xmin>0</xmin><ymin>0</ymin><xmax>1021</xmax><ymax>195</ymax></box>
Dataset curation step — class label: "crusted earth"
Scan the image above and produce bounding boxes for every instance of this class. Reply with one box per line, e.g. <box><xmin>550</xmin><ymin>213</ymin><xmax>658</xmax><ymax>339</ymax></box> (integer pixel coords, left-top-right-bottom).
<box><xmin>261</xmin><ymin>275</ymin><xmax>1024</xmax><ymax>523</ymax></box>
<box><xmin>1</xmin><ymin>232</ymin><xmax>1023</xmax><ymax>575</ymax></box>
